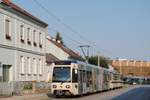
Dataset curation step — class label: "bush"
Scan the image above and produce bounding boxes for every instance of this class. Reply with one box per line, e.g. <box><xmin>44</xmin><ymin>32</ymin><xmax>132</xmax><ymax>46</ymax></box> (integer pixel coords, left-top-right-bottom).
<box><xmin>23</xmin><ymin>83</ymin><xmax>32</xmax><ymax>90</ymax></box>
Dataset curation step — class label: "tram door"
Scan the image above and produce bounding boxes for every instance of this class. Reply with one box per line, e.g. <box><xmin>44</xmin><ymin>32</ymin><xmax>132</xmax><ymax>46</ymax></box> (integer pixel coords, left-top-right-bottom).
<box><xmin>79</xmin><ymin>70</ymin><xmax>87</xmax><ymax>94</ymax></box>
<box><xmin>78</xmin><ymin>70</ymin><xmax>83</xmax><ymax>94</ymax></box>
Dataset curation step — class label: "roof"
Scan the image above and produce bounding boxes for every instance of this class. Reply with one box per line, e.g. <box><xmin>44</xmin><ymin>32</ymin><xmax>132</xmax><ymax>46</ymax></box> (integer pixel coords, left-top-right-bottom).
<box><xmin>47</xmin><ymin>38</ymin><xmax>84</xmax><ymax>61</ymax></box>
<box><xmin>1</xmin><ymin>0</ymin><xmax>48</xmax><ymax>27</ymax></box>
<box><xmin>46</xmin><ymin>53</ymin><xmax>59</xmax><ymax>64</ymax></box>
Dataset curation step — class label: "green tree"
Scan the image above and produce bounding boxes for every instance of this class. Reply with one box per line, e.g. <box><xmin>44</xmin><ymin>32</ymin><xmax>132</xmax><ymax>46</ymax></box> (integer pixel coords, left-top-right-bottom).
<box><xmin>88</xmin><ymin>55</ymin><xmax>111</xmax><ymax>69</ymax></box>
<box><xmin>55</xmin><ymin>32</ymin><xmax>64</xmax><ymax>45</ymax></box>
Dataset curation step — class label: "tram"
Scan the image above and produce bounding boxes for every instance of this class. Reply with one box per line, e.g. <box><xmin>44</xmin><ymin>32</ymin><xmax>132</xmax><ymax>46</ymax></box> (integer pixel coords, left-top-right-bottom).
<box><xmin>49</xmin><ymin>60</ymin><xmax>122</xmax><ymax>96</ymax></box>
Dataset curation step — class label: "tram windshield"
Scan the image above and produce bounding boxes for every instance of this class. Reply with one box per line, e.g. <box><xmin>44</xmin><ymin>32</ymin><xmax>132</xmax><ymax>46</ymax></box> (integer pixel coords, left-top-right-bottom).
<box><xmin>52</xmin><ymin>67</ymin><xmax>71</xmax><ymax>82</ymax></box>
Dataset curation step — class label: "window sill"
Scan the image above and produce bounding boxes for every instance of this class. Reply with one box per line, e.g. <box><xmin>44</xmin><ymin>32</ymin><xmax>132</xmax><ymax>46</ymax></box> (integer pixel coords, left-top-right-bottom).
<box><xmin>27</xmin><ymin>41</ymin><xmax>31</xmax><ymax>45</ymax></box>
<box><xmin>21</xmin><ymin>39</ymin><xmax>25</xmax><ymax>43</ymax></box>
<box><xmin>33</xmin><ymin>74</ymin><xmax>37</xmax><ymax>76</ymax></box>
<box><xmin>34</xmin><ymin>42</ymin><xmax>37</xmax><ymax>47</ymax></box>
<box><xmin>27</xmin><ymin>73</ymin><xmax>31</xmax><ymax>76</ymax></box>
<box><xmin>5</xmin><ymin>34</ymin><xmax>11</xmax><ymax>40</ymax></box>
<box><xmin>20</xmin><ymin>73</ymin><xmax>25</xmax><ymax>75</ymax></box>
<box><xmin>39</xmin><ymin>44</ymin><xmax>42</xmax><ymax>48</ymax></box>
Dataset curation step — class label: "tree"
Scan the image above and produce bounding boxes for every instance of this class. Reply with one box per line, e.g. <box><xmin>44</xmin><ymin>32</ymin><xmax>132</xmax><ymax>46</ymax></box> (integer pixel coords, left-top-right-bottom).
<box><xmin>88</xmin><ymin>55</ymin><xmax>111</xmax><ymax>69</ymax></box>
<box><xmin>55</xmin><ymin>32</ymin><xmax>64</xmax><ymax>45</ymax></box>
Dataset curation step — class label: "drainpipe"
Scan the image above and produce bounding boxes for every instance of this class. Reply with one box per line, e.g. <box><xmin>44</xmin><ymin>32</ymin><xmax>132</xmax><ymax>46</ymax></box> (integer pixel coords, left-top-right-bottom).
<box><xmin>0</xmin><ymin>62</ymin><xmax>3</xmax><ymax>82</ymax></box>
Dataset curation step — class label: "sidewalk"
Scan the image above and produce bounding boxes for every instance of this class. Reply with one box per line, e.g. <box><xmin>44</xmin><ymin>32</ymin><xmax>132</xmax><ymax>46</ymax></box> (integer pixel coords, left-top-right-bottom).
<box><xmin>0</xmin><ymin>93</ymin><xmax>49</xmax><ymax>100</ymax></box>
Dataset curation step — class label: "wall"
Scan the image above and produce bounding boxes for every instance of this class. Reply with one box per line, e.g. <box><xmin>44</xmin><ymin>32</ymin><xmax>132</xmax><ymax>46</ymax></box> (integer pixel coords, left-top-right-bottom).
<box><xmin>46</xmin><ymin>38</ymin><xmax>69</xmax><ymax>60</ymax></box>
<box><xmin>0</xmin><ymin>5</ymin><xmax>48</xmax><ymax>82</ymax></box>
<box><xmin>112</xmin><ymin>60</ymin><xmax>150</xmax><ymax>77</ymax></box>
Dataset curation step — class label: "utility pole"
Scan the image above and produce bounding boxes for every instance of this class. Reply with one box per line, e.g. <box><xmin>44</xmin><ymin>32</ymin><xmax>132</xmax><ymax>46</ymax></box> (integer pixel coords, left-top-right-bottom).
<box><xmin>119</xmin><ymin>60</ymin><xmax>122</xmax><ymax>74</ymax></box>
<box><xmin>79</xmin><ymin>45</ymin><xmax>91</xmax><ymax>62</ymax></box>
<box><xmin>97</xmin><ymin>52</ymin><xmax>100</xmax><ymax>66</ymax></box>
<box><xmin>140</xmin><ymin>61</ymin><xmax>143</xmax><ymax>76</ymax></box>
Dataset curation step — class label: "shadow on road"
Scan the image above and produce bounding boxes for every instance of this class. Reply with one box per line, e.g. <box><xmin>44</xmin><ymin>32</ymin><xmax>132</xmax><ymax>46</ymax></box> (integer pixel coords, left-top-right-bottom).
<box><xmin>112</xmin><ymin>86</ymin><xmax>150</xmax><ymax>100</ymax></box>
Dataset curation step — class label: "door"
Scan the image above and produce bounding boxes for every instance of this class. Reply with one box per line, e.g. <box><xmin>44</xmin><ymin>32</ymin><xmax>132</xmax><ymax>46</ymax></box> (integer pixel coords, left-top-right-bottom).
<box><xmin>3</xmin><ymin>65</ymin><xmax>11</xmax><ymax>82</ymax></box>
<box><xmin>78</xmin><ymin>70</ymin><xmax>83</xmax><ymax>94</ymax></box>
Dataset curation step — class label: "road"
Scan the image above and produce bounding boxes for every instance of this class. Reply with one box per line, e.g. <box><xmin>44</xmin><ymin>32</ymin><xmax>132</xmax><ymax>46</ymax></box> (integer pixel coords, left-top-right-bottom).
<box><xmin>112</xmin><ymin>85</ymin><xmax>150</xmax><ymax>100</ymax></box>
<box><xmin>1</xmin><ymin>85</ymin><xmax>150</xmax><ymax>100</ymax></box>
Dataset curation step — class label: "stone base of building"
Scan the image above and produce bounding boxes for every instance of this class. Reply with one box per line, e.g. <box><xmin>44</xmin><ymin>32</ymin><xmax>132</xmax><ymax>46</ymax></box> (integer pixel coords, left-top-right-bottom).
<box><xmin>0</xmin><ymin>81</ymin><xmax>51</xmax><ymax>97</ymax></box>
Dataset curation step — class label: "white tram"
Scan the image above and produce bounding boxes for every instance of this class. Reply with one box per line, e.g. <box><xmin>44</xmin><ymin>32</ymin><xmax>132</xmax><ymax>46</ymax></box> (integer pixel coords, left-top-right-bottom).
<box><xmin>50</xmin><ymin>60</ymin><xmax>122</xmax><ymax>96</ymax></box>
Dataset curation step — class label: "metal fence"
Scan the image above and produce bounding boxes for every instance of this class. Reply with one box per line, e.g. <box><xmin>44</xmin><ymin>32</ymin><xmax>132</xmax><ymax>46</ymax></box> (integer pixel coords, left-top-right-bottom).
<box><xmin>0</xmin><ymin>82</ymin><xmax>13</xmax><ymax>96</ymax></box>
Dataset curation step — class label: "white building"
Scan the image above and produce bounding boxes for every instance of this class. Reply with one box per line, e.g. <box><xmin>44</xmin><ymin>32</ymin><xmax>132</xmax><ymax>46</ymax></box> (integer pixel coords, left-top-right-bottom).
<box><xmin>0</xmin><ymin>0</ymin><xmax>48</xmax><ymax>91</ymax></box>
<box><xmin>46</xmin><ymin>36</ymin><xmax>83</xmax><ymax>62</ymax></box>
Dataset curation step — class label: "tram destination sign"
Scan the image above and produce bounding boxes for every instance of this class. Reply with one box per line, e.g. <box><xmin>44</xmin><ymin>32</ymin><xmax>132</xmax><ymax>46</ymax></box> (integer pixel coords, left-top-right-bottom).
<box><xmin>54</xmin><ymin>61</ymin><xmax>73</xmax><ymax>65</ymax></box>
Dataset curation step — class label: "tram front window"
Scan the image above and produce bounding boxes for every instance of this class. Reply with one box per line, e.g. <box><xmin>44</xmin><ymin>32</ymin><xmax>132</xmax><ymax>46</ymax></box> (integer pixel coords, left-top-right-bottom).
<box><xmin>52</xmin><ymin>67</ymin><xmax>71</xmax><ymax>82</ymax></box>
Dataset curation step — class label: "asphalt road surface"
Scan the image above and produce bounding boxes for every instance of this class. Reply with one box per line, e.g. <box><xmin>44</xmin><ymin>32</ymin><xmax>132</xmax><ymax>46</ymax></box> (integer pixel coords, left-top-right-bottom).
<box><xmin>112</xmin><ymin>86</ymin><xmax>150</xmax><ymax>100</ymax></box>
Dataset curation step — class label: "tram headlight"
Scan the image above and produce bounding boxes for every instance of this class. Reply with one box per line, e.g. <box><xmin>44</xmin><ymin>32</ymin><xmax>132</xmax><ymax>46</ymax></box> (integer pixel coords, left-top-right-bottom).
<box><xmin>52</xmin><ymin>85</ymin><xmax>57</xmax><ymax>88</ymax></box>
<box><xmin>66</xmin><ymin>85</ymin><xmax>70</xmax><ymax>88</ymax></box>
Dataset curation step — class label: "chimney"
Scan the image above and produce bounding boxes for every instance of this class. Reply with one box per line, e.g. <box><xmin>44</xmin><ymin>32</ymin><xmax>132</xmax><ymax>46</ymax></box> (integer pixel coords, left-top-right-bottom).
<box><xmin>52</xmin><ymin>38</ymin><xmax>56</xmax><ymax>42</ymax></box>
<box><xmin>57</xmin><ymin>40</ymin><xmax>61</xmax><ymax>44</ymax></box>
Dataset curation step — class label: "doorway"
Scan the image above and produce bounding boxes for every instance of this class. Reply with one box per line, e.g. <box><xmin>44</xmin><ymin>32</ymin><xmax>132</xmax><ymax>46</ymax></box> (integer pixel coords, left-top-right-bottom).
<box><xmin>2</xmin><ymin>65</ymin><xmax>11</xmax><ymax>82</ymax></box>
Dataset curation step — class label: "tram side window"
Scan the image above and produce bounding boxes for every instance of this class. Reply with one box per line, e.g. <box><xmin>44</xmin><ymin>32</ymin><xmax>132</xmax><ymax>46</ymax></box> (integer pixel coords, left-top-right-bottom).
<box><xmin>72</xmin><ymin>69</ymin><xmax>78</xmax><ymax>82</ymax></box>
<box><xmin>113</xmin><ymin>74</ymin><xmax>118</xmax><ymax>80</ymax></box>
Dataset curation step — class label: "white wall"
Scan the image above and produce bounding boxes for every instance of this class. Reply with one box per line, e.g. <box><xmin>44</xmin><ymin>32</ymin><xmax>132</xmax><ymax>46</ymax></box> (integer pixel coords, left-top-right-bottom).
<box><xmin>0</xmin><ymin>6</ymin><xmax>48</xmax><ymax>82</ymax></box>
<box><xmin>46</xmin><ymin>38</ymin><xmax>69</xmax><ymax>60</ymax></box>
<box><xmin>0</xmin><ymin>48</ymin><xmax>15</xmax><ymax>81</ymax></box>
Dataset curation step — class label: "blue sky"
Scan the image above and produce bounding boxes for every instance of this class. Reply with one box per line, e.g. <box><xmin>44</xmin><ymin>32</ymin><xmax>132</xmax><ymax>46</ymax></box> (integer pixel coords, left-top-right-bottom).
<box><xmin>13</xmin><ymin>0</ymin><xmax>150</xmax><ymax>60</ymax></box>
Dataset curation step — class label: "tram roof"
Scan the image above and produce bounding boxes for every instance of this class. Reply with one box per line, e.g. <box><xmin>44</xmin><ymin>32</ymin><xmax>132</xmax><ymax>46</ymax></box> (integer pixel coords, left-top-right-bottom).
<box><xmin>53</xmin><ymin>60</ymin><xmax>111</xmax><ymax>72</ymax></box>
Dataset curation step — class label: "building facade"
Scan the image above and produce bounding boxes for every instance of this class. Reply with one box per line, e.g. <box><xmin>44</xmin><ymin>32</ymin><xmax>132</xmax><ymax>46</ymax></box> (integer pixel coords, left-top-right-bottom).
<box><xmin>112</xmin><ymin>59</ymin><xmax>150</xmax><ymax>77</ymax></box>
<box><xmin>46</xmin><ymin>36</ymin><xmax>83</xmax><ymax>61</ymax></box>
<box><xmin>0</xmin><ymin>0</ymin><xmax>48</xmax><ymax>94</ymax></box>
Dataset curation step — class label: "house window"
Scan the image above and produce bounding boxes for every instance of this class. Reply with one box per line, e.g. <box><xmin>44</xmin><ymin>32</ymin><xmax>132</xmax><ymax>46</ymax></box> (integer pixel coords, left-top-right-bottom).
<box><xmin>20</xmin><ymin>25</ymin><xmax>25</xmax><ymax>43</ymax></box>
<box><xmin>39</xmin><ymin>59</ymin><xmax>42</xmax><ymax>75</ymax></box>
<box><xmin>33</xmin><ymin>30</ymin><xmax>37</xmax><ymax>47</ymax></box>
<box><xmin>27</xmin><ymin>28</ymin><xmax>31</xmax><ymax>45</ymax></box>
<box><xmin>27</xmin><ymin>57</ymin><xmax>31</xmax><ymax>75</ymax></box>
<box><xmin>20</xmin><ymin>56</ymin><xmax>25</xmax><ymax>74</ymax></box>
<box><xmin>33</xmin><ymin>58</ymin><xmax>37</xmax><ymax>75</ymax></box>
<box><xmin>39</xmin><ymin>32</ymin><xmax>42</xmax><ymax>48</ymax></box>
<box><xmin>5</xmin><ymin>19</ymin><xmax>11</xmax><ymax>40</ymax></box>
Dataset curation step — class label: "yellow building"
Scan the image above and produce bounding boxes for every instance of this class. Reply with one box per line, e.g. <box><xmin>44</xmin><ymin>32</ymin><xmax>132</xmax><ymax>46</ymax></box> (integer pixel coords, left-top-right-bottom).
<box><xmin>112</xmin><ymin>59</ymin><xmax>150</xmax><ymax>77</ymax></box>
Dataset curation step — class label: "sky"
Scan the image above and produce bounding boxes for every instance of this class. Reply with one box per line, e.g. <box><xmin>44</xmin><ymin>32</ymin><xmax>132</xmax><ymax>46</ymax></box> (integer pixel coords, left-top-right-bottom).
<box><xmin>13</xmin><ymin>0</ymin><xmax>150</xmax><ymax>61</ymax></box>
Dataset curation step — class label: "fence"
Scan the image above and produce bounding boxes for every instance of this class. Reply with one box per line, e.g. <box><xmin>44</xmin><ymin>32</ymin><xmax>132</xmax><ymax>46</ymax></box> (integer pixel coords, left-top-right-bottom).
<box><xmin>0</xmin><ymin>82</ymin><xmax>13</xmax><ymax>96</ymax></box>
